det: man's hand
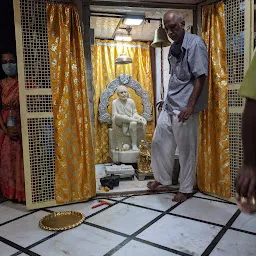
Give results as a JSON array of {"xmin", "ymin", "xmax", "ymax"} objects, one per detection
[
  {"xmin": 236, "ymin": 165, "xmax": 256, "ymax": 198},
  {"xmin": 178, "ymin": 106, "xmax": 193, "ymax": 123},
  {"xmin": 236, "ymin": 165, "xmax": 256, "ymax": 214}
]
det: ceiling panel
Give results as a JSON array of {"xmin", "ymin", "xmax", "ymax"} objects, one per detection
[
  {"xmin": 91, "ymin": 17, "xmax": 121, "ymax": 39},
  {"xmin": 91, "ymin": 6, "xmax": 192, "ymax": 18},
  {"xmin": 90, "ymin": 6, "xmax": 193, "ymax": 41}
]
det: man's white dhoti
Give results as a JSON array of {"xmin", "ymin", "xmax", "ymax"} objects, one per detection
[{"xmin": 151, "ymin": 110, "xmax": 199, "ymax": 193}]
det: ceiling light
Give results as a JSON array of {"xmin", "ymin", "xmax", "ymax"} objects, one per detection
[
  {"xmin": 115, "ymin": 53, "xmax": 133, "ymax": 65},
  {"xmin": 123, "ymin": 17, "xmax": 144, "ymax": 26},
  {"xmin": 114, "ymin": 34, "xmax": 132, "ymax": 42}
]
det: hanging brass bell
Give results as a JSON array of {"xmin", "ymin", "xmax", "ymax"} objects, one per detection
[{"xmin": 151, "ymin": 24, "xmax": 171, "ymax": 48}]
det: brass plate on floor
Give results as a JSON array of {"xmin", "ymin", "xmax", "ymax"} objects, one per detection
[{"xmin": 39, "ymin": 211, "xmax": 85, "ymax": 231}]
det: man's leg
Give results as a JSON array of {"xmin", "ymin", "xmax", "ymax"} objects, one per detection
[
  {"xmin": 148, "ymin": 110, "xmax": 177, "ymax": 190},
  {"xmin": 172, "ymin": 113, "xmax": 199, "ymax": 202}
]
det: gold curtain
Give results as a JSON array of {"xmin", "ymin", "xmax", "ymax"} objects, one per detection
[
  {"xmin": 92, "ymin": 40, "xmax": 155, "ymax": 164},
  {"xmin": 47, "ymin": 3, "xmax": 96, "ymax": 204},
  {"xmin": 197, "ymin": 1, "xmax": 231, "ymax": 198}
]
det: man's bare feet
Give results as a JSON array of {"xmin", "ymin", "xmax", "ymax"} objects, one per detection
[
  {"xmin": 172, "ymin": 192, "xmax": 192, "ymax": 203},
  {"xmin": 147, "ymin": 181, "xmax": 161, "ymax": 190}
]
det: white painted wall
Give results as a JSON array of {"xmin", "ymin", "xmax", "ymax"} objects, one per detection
[{"xmin": 155, "ymin": 46, "xmax": 171, "ymax": 106}]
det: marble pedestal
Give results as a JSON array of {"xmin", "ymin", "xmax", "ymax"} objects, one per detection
[
  {"xmin": 109, "ymin": 128, "xmax": 140, "ymax": 163},
  {"xmin": 105, "ymin": 164, "xmax": 135, "ymax": 178},
  {"xmin": 110, "ymin": 149, "xmax": 139, "ymax": 164}
]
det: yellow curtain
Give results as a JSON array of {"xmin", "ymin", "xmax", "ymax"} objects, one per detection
[
  {"xmin": 92, "ymin": 40, "xmax": 155, "ymax": 164},
  {"xmin": 47, "ymin": 3, "xmax": 96, "ymax": 204},
  {"xmin": 197, "ymin": 1, "xmax": 230, "ymax": 198}
]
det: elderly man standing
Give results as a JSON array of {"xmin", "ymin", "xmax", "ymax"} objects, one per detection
[{"xmin": 148, "ymin": 11, "xmax": 208, "ymax": 202}]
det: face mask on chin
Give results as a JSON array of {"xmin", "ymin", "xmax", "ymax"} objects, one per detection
[
  {"xmin": 170, "ymin": 42, "xmax": 182, "ymax": 58},
  {"xmin": 2, "ymin": 63, "xmax": 18, "ymax": 77}
]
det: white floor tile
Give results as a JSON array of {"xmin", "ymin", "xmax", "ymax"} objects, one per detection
[
  {"xmin": 172, "ymin": 197, "xmax": 238, "ymax": 225},
  {"xmin": 194, "ymin": 192, "xmax": 226, "ymax": 202},
  {"xmin": 113, "ymin": 240, "xmax": 176, "ymax": 256},
  {"xmin": 0, "ymin": 211, "xmax": 54, "ymax": 247},
  {"xmin": 27, "ymin": 224, "xmax": 125, "ymax": 256},
  {"xmin": 87, "ymin": 204, "xmax": 160, "ymax": 235},
  {"xmin": 137, "ymin": 215, "xmax": 221, "ymax": 256},
  {"xmin": 124, "ymin": 193, "xmax": 177, "ymax": 211},
  {"xmin": 0, "ymin": 201, "xmax": 28, "ymax": 224},
  {"xmin": 0, "ymin": 241, "xmax": 18, "ymax": 255},
  {"xmin": 48, "ymin": 199, "xmax": 110, "ymax": 218},
  {"xmin": 232, "ymin": 213, "xmax": 256, "ymax": 234},
  {"xmin": 210, "ymin": 230, "xmax": 256, "ymax": 256}
]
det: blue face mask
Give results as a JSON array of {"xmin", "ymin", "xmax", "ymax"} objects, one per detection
[{"xmin": 2, "ymin": 63, "xmax": 17, "ymax": 77}]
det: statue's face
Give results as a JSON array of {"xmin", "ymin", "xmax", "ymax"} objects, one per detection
[{"xmin": 118, "ymin": 88, "xmax": 128, "ymax": 100}]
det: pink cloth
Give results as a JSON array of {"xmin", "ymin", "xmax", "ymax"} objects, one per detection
[{"xmin": 0, "ymin": 78, "xmax": 25, "ymax": 202}]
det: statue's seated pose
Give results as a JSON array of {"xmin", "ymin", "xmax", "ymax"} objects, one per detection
[
  {"xmin": 98, "ymin": 74, "xmax": 153, "ymax": 163},
  {"xmin": 112, "ymin": 86, "xmax": 147, "ymax": 151}
]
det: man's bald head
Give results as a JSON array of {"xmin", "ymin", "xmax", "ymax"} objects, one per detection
[
  {"xmin": 163, "ymin": 10, "xmax": 185, "ymax": 43},
  {"xmin": 164, "ymin": 11, "xmax": 185, "ymax": 24}
]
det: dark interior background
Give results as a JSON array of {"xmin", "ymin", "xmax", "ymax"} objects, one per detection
[{"xmin": 0, "ymin": 0, "xmax": 15, "ymax": 79}]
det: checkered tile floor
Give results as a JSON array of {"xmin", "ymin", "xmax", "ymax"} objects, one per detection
[{"xmin": 0, "ymin": 192, "xmax": 256, "ymax": 256}]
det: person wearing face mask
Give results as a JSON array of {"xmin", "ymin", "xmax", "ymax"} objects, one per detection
[
  {"xmin": 147, "ymin": 11, "xmax": 208, "ymax": 203},
  {"xmin": 0, "ymin": 50, "xmax": 25, "ymax": 202}
]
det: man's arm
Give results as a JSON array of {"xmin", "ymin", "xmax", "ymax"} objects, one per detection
[
  {"xmin": 178, "ymin": 38, "xmax": 208, "ymax": 122},
  {"xmin": 235, "ymin": 53, "xmax": 256, "ymax": 201},
  {"xmin": 178, "ymin": 75, "xmax": 207, "ymax": 122},
  {"xmin": 242, "ymin": 99, "xmax": 256, "ymax": 167},
  {"xmin": 236, "ymin": 98, "xmax": 256, "ymax": 198}
]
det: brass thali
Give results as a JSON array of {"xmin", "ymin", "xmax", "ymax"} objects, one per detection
[{"xmin": 39, "ymin": 211, "xmax": 85, "ymax": 231}]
